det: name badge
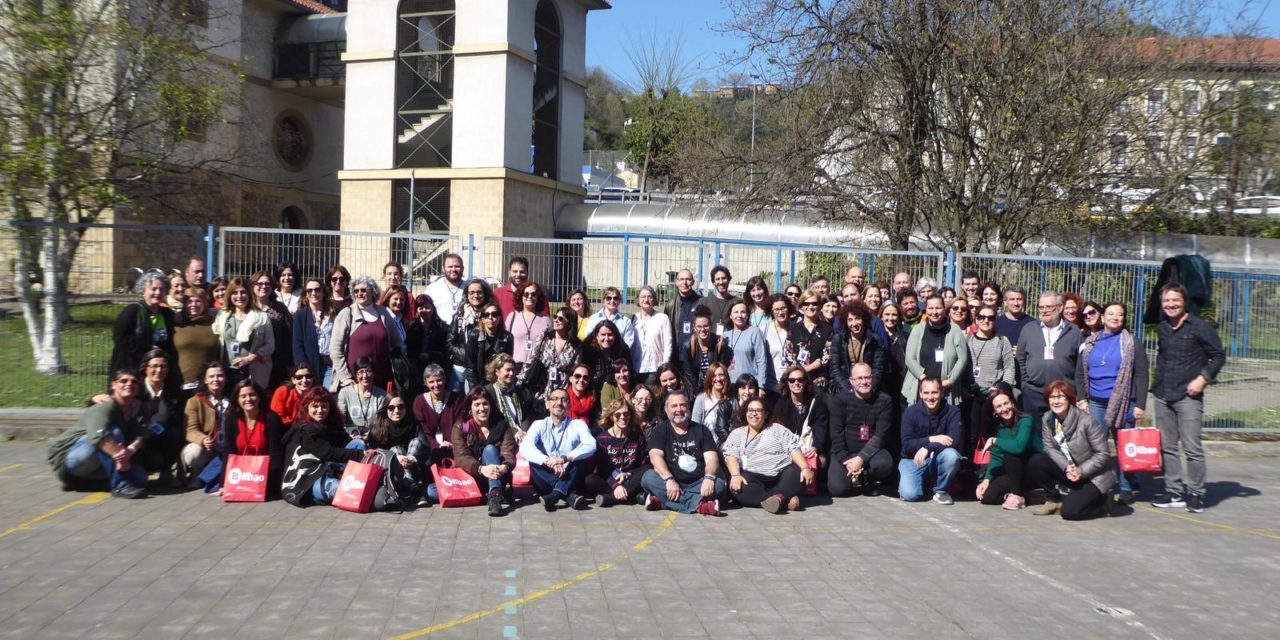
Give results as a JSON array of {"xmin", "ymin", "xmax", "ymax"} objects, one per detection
[
  {"xmin": 682, "ymin": 321, "xmax": 691, "ymax": 334},
  {"xmin": 1044, "ymin": 345, "xmax": 1055, "ymax": 360},
  {"xmin": 525, "ymin": 340, "xmax": 533, "ymax": 353},
  {"xmin": 728, "ymin": 358, "xmax": 737, "ymax": 371},
  {"xmin": 972, "ymin": 366, "xmax": 982, "ymax": 380},
  {"xmin": 435, "ymin": 433, "xmax": 446, "ymax": 445},
  {"xmin": 859, "ymin": 425, "xmax": 871, "ymax": 441},
  {"xmin": 934, "ymin": 348, "xmax": 945, "ymax": 363}
]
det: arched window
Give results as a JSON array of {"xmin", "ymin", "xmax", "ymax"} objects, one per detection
[
  {"xmin": 396, "ymin": 0, "xmax": 455, "ymax": 168},
  {"xmin": 532, "ymin": 0, "xmax": 561, "ymax": 180}
]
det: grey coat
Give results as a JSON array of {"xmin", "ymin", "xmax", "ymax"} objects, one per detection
[
  {"xmin": 1040, "ymin": 406, "xmax": 1116, "ymax": 494},
  {"xmin": 1016, "ymin": 321, "xmax": 1083, "ymax": 391}
]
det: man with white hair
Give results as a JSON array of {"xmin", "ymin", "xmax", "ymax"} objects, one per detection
[{"xmin": 1015, "ymin": 290, "xmax": 1082, "ymax": 423}]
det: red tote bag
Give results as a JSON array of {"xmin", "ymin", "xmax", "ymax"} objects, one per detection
[
  {"xmin": 804, "ymin": 451, "xmax": 819, "ymax": 497},
  {"xmin": 512, "ymin": 452, "xmax": 532, "ymax": 487},
  {"xmin": 223, "ymin": 452, "xmax": 270, "ymax": 503},
  {"xmin": 1117, "ymin": 428, "xmax": 1163, "ymax": 474},
  {"xmin": 332, "ymin": 459, "xmax": 384, "ymax": 513},
  {"xmin": 431, "ymin": 458, "xmax": 484, "ymax": 508}
]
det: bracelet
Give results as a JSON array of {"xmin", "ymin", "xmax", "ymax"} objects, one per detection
[
  {"xmin": 663, "ymin": 476, "xmax": 675, "ymax": 483},
  {"xmin": 703, "ymin": 474, "xmax": 716, "ymax": 481}
]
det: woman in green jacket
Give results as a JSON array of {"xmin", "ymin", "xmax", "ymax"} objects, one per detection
[
  {"xmin": 902, "ymin": 295, "xmax": 968, "ymax": 405},
  {"xmin": 975, "ymin": 388, "xmax": 1042, "ymax": 510}
]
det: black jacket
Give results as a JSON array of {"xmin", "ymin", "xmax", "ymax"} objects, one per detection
[
  {"xmin": 291, "ymin": 306, "xmax": 328, "ymax": 376},
  {"xmin": 464, "ymin": 328, "xmax": 513, "ymax": 388},
  {"xmin": 828, "ymin": 391, "xmax": 895, "ymax": 464},
  {"xmin": 829, "ymin": 328, "xmax": 888, "ymax": 395},
  {"xmin": 111, "ymin": 303, "xmax": 179, "ymax": 382},
  {"xmin": 679, "ymin": 335, "xmax": 731, "ymax": 391},
  {"xmin": 772, "ymin": 394, "xmax": 829, "ymax": 455},
  {"xmin": 281, "ymin": 421, "xmax": 364, "ymax": 507},
  {"xmin": 406, "ymin": 315, "xmax": 451, "ymax": 372}
]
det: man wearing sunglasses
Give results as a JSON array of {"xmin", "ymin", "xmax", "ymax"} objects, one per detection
[{"xmin": 584, "ymin": 286, "xmax": 636, "ymax": 349}]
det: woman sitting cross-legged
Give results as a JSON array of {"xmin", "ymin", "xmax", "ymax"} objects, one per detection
[
  {"xmin": 721, "ymin": 397, "xmax": 815, "ymax": 514},
  {"xmin": 584, "ymin": 398, "xmax": 649, "ymax": 507},
  {"xmin": 974, "ymin": 387, "xmax": 1041, "ymax": 511}
]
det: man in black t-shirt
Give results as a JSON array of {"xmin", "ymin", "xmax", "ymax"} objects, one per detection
[{"xmin": 640, "ymin": 390, "xmax": 726, "ymax": 516}]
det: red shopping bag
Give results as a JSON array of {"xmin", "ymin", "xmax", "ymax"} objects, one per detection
[
  {"xmin": 1117, "ymin": 428, "xmax": 1162, "ymax": 473},
  {"xmin": 222, "ymin": 453, "xmax": 270, "ymax": 503},
  {"xmin": 804, "ymin": 451, "xmax": 819, "ymax": 497},
  {"xmin": 972, "ymin": 442, "xmax": 992, "ymax": 466},
  {"xmin": 431, "ymin": 458, "xmax": 483, "ymax": 508},
  {"xmin": 513, "ymin": 452, "xmax": 532, "ymax": 487},
  {"xmin": 332, "ymin": 459, "xmax": 383, "ymax": 513}
]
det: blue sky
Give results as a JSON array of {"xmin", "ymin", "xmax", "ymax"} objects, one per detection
[{"xmin": 586, "ymin": 0, "xmax": 1280, "ymax": 90}]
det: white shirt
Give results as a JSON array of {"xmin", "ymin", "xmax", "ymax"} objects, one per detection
[
  {"xmin": 631, "ymin": 311, "xmax": 672, "ymax": 373},
  {"xmin": 425, "ymin": 276, "xmax": 465, "ymax": 325}
]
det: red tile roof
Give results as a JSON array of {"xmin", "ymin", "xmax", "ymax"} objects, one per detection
[{"xmin": 1136, "ymin": 37, "xmax": 1280, "ymax": 71}]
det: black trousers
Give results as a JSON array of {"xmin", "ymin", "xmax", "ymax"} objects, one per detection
[
  {"xmin": 980, "ymin": 452, "xmax": 1032, "ymax": 504},
  {"xmin": 583, "ymin": 465, "xmax": 649, "ymax": 501},
  {"xmin": 827, "ymin": 448, "xmax": 894, "ymax": 497},
  {"xmin": 734, "ymin": 466, "xmax": 805, "ymax": 508},
  {"xmin": 1027, "ymin": 452, "xmax": 1108, "ymax": 520}
]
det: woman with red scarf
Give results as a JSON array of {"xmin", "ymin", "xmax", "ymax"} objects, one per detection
[
  {"xmin": 566, "ymin": 363, "xmax": 599, "ymax": 428},
  {"xmin": 224, "ymin": 379, "xmax": 285, "ymax": 499}
]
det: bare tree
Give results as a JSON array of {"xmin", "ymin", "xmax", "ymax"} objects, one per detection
[
  {"xmin": 0, "ymin": 0, "xmax": 236, "ymax": 373},
  {"xmin": 719, "ymin": 0, "xmax": 1238, "ymax": 252}
]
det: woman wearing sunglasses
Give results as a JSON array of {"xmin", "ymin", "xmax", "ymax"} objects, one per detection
[
  {"xmin": 449, "ymin": 278, "xmax": 495, "ymax": 392},
  {"xmin": 330, "ymin": 276, "xmax": 404, "ymax": 391},
  {"xmin": 785, "ymin": 292, "xmax": 833, "ymax": 390},
  {"xmin": 463, "ymin": 302, "xmax": 514, "ymax": 391},
  {"xmin": 270, "ymin": 363, "xmax": 318, "ymax": 427},
  {"xmin": 292, "ymin": 277, "xmax": 337, "ymax": 389},
  {"xmin": 965, "ymin": 305, "xmax": 1016, "ymax": 455}
]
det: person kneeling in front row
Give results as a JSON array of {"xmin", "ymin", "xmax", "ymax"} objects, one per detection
[
  {"xmin": 519, "ymin": 388, "xmax": 597, "ymax": 511},
  {"xmin": 898, "ymin": 377, "xmax": 962, "ymax": 505},
  {"xmin": 60, "ymin": 369, "xmax": 154, "ymax": 498},
  {"xmin": 1028, "ymin": 381, "xmax": 1115, "ymax": 520},
  {"xmin": 641, "ymin": 390, "xmax": 726, "ymax": 516},
  {"xmin": 722, "ymin": 397, "xmax": 814, "ymax": 513},
  {"xmin": 828, "ymin": 363, "xmax": 896, "ymax": 497}
]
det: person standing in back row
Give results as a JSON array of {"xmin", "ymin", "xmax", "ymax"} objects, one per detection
[
  {"xmin": 1016, "ymin": 291, "xmax": 1082, "ymax": 425},
  {"xmin": 996, "ymin": 286, "xmax": 1034, "ymax": 352},
  {"xmin": 665, "ymin": 269, "xmax": 703, "ymax": 363},
  {"xmin": 1150, "ymin": 285, "xmax": 1224, "ymax": 514}
]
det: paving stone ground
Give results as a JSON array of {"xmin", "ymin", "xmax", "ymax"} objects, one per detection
[{"xmin": 1, "ymin": 442, "xmax": 1278, "ymax": 640}]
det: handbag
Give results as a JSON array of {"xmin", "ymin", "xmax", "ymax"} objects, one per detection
[
  {"xmin": 222, "ymin": 450, "xmax": 270, "ymax": 503},
  {"xmin": 1117, "ymin": 427, "xmax": 1162, "ymax": 474},
  {"xmin": 332, "ymin": 458, "xmax": 384, "ymax": 513},
  {"xmin": 513, "ymin": 452, "xmax": 532, "ymax": 487},
  {"xmin": 803, "ymin": 451, "xmax": 819, "ymax": 497},
  {"xmin": 431, "ymin": 458, "xmax": 484, "ymax": 508}
]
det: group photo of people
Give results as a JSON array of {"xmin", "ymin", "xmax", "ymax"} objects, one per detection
[{"xmin": 50, "ymin": 252, "xmax": 1226, "ymax": 519}]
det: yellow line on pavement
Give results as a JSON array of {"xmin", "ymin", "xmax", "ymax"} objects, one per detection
[
  {"xmin": 0, "ymin": 492, "xmax": 110, "ymax": 541},
  {"xmin": 0, "ymin": 463, "xmax": 24, "ymax": 474},
  {"xmin": 389, "ymin": 512, "xmax": 678, "ymax": 640},
  {"xmin": 1139, "ymin": 505, "xmax": 1280, "ymax": 541}
]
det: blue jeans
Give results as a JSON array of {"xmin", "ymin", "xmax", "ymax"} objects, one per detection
[
  {"xmin": 1089, "ymin": 399, "xmax": 1137, "ymax": 493},
  {"xmin": 66, "ymin": 430, "xmax": 147, "ymax": 491},
  {"xmin": 640, "ymin": 469, "xmax": 727, "ymax": 514},
  {"xmin": 311, "ymin": 439, "xmax": 367, "ymax": 504},
  {"xmin": 530, "ymin": 458, "xmax": 586, "ymax": 498},
  {"xmin": 898, "ymin": 448, "xmax": 961, "ymax": 501}
]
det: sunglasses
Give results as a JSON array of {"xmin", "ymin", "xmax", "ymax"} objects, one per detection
[
  {"xmin": 353, "ymin": 288, "xmax": 370, "ymax": 295},
  {"xmin": 254, "ymin": 281, "xmax": 273, "ymax": 288},
  {"xmin": 977, "ymin": 314, "xmax": 996, "ymax": 321},
  {"xmin": 1083, "ymin": 309, "xmax": 1099, "ymax": 317},
  {"xmin": 304, "ymin": 287, "xmax": 323, "ymax": 294},
  {"xmin": 786, "ymin": 291, "xmax": 800, "ymax": 297},
  {"xmin": 786, "ymin": 377, "xmax": 806, "ymax": 384},
  {"xmin": 801, "ymin": 302, "xmax": 819, "ymax": 308},
  {"xmin": 330, "ymin": 276, "xmax": 347, "ymax": 282},
  {"xmin": 570, "ymin": 373, "xmax": 589, "ymax": 381},
  {"xmin": 522, "ymin": 292, "xmax": 538, "ymax": 298},
  {"xmin": 604, "ymin": 295, "xmax": 620, "ymax": 301},
  {"xmin": 293, "ymin": 373, "xmax": 314, "ymax": 380},
  {"xmin": 481, "ymin": 311, "xmax": 501, "ymax": 319},
  {"xmin": 388, "ymin": 404, "xmax": 407, "ymax": 412},
  {"xmin": 467, "ymin": 290, "xmax": 484, "ymax": 296}
]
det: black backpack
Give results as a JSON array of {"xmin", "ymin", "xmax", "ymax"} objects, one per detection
[{"xmin": 362, "ymin": 449, "xmax": 418, "ymax": 512}]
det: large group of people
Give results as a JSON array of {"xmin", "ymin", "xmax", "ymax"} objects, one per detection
[{"xmin": 54, "ymin": 254, "xmax": 1226, "ymax": 520}]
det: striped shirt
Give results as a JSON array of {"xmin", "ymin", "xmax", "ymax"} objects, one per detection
[
  {"xmin": 966, "ymin": 333, "xmax": 1015, "ymax": 393},
  {"xmin": 721, "ymin": 423, "xmax": 801, "ymax": 477}
]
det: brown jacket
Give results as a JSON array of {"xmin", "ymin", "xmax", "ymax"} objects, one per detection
[
  {"xmin": 184, "ymin": 393, "xmax": 228, "ymax": 446},
  {"xmin": 449, "ymin": 419, "xmax": 516, "ymax": 477}
]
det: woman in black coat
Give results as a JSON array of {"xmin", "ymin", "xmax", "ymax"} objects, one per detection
[
  {"xmin": 223, "ymin": 379, "xmax": 286, "ymax": 500},
  {"xmin": 111, "ymin": 271, "xmax": 179, "ymax": 385},
  {"xmin": 406, "ymin": 293, "xmax": 451, "ymax": 379},
  {"xmin": 463, "ymin": 302, "xmax": 514, "ymax": 390},
  {"xmin": 829, "ymin": 302, "xmax": 887, "ymax": 394},
  {"xmin": 281, "ymin": 387, "xmax": 367, "ymax": 507},
  {"xmin": 772, "ymin": 366, "xmax": 830, "ymax": 470}
]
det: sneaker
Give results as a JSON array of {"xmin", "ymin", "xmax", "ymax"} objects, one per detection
[
  {"xmin": 112, "ymin": 484, "xmax": 148, "ymax": 499},
  {"xmin": 1001, "ymin": 494, "xmax": 1025, "ymax": 511},
  {"xmin": 864, "ymin": 483, "xmax": 882, "ymax": 497},
  {"xmin": 1032, "ymin": 500, "xmax": 1061, "ymax": 516},
  {"xmin": 646, "ymin": 495, "xmax": 662, "ymax": 511},
  {"xmin": 933, "ymin": 491, "xmax": 954, "ymax": 506},
  {"xmin": 1152, "ymin": 493, "xmax": 1186, "ymax": 509},
  {"xmin": 761, "ymin": 494, "xmax": 785, "ymax": 514},
  {"xmin": 568, "ymin": 493, "xmax": 589, "ymax": 510},
  {"xmin": 1117, "ymin": 490, "xmax": 1135, "ymax": 506},
  {"xmin": 416, "ymin": 497, "xmax": 432, "ymax": 508},
  {"xmin": 1185, "ymin": 493, "xmax": 1205, "ymax": 513},
  {"xmin": 599, "ymin": 493, "xmax": 617, "ymax": 508},
  {"xmin": 487, "ymin": 491, "xmax": 504, "ymax": 517},
  {"xmin": 541, "ymin": 492, "xmax": 559, "ymax": 512},
  {"xmin": 695, "ymin": 499, "xmax": 722, "ymax": 517}
]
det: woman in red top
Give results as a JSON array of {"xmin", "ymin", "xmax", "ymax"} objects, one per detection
[
  {"xmin": 224, "ymin": 379, "xmax": 286, "ymax": 499},
  {"xmin": 566, "ymin": 362, "xmax": 599, "ymax": 427},
  {"xmin": 270, "ymin": 363, "xmax": 316, "ymax": 427}
]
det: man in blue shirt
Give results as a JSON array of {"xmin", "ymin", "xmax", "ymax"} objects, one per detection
[{"xmin": 519, "ymin": 388, "xmax": 597, "ymax": 511}]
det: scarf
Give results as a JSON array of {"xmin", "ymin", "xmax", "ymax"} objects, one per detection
[
  {"xmin": 1080, "ymin": 328, "xmax": 1135, "ymax": 433},
  {"xmin": 568, "ymin": 387, "xmax": 596, "ymax": 422}
]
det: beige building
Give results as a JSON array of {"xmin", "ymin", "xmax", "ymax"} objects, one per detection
[{"xmin": 338, "ymin": 0, "xmax": 606, "ymax": 278}]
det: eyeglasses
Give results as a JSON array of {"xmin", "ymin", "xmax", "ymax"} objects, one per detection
[
  {"xmin": 772, "ymin": 307, "xmax": 789, "ymax": 313},
  {"xmin": 547, "ymin": 395, "xmax": 568, "ymax": 403},
  {"xmin": 522, "ymin": 292, "xmax": 538, "ymax": 298},
  {"xmin": 481, "ymin": 311, "xmax": 501, "ymax": 319},
  {"xmin": 746, "ymin": 408, "xmax": 764, "ymax": 414},
  {"xmin": 355, "ymin": 369, "xmax": 374, "ymax": 377},
  {"xmin": 467, "ymin": 290, "xmax": 484, "ymax": 297},
  {"xmin": 254, "ymin": 282, "xmax": 273, "ymax": 288},
  {"xmin": 1048, "ymin": 394, "xmax": 1068, "ymax": 400},
  {"xmin": 146, "ymin": 363, "xmax": 168, "ymax": 370},
  {"xmin": 786, "ymin": 377, "xmax": 806, "ymax": 384},
  {"xmin": 1038, "ymin": 304, "xmax": 1059, "ymax": 311},
  {"xmin": 801, "ymin": 302, "xmax": 818, "ymax": 308},
  {"xmin": 352, "ymin": 288, "xmax": 370, "ymax": 295}
]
